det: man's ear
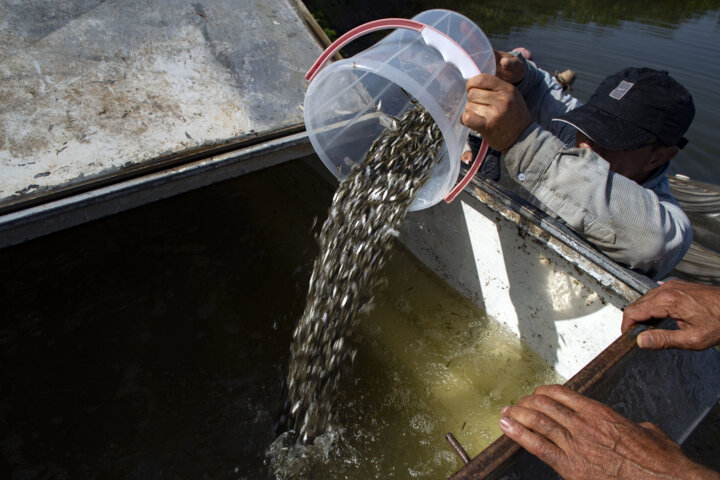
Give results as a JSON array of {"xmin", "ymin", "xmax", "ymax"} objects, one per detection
[{"xmin": 648, "ymin": 145, "xmax": 679, "ymax": 169}]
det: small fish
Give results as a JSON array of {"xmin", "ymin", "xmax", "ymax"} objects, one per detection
[{"xmin": 287, "ymin": 101, "xmax": 443, "ymax": 443}]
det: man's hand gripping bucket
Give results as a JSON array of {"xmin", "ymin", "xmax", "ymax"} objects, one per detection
[{"xmin": 303, "ymin": 9, "xmax": 495, "ymax": 210}]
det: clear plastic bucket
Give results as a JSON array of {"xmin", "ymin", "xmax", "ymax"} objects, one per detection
[{"xmin": 303, "ymin": 9, "xmax": 494, "ymax": 210}]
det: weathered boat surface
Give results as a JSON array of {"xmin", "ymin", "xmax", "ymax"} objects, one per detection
[{"xmin": 0, "ymin": 0, "xmax": 323, "ymax": 215}]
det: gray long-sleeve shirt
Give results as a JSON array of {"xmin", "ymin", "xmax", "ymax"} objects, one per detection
[{"xmin": 502, "ymin": 57, "xmax": 692, "ymax": 280}]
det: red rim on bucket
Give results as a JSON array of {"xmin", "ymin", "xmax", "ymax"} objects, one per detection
[{"xmin": 305, "ymin": 17, "xmax": 490, "ymax": 206}]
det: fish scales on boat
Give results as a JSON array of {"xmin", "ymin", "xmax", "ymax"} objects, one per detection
[{"xmin": 287, "ymin": 102, "xmax": 444, "ymax": 443}]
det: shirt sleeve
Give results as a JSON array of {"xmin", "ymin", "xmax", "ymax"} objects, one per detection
[
  {"xmin": 503, "ymin": 124, "xmax": 693, "ymax": 280},
  {"xmin": 512, "ymin": 56, "xmax": 580, "ymax": 144}
]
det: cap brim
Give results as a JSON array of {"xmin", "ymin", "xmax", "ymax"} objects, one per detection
[{"xmin": 554, "ymin": 105, "xmax": 655, "ymax": 150}]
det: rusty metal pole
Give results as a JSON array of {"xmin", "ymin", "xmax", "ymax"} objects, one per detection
[{"xmin": 445, "ymin": 432, "xmax": 471, "ymax": 465}]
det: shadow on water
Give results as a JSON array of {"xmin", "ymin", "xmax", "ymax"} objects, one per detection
[
  {"xmin": 401, "ymin": 196, "xmax": 488, "ymax": 312},
  {"xmin": 0, "ymin": 159, "xmax": 334, "ymax": 479},
  {"xmin": 403, "ymin": 187, "xmax": 618, "ymax": 378}
]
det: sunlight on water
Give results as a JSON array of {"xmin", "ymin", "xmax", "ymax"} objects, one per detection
[{"xmin": 268, "ymin": 245, "xmax": 563, "ymax": 479}]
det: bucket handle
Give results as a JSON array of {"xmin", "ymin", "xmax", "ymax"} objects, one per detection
[{"xmin": 305, "ymin": 18, "xmax": 490, "ymax": 205}]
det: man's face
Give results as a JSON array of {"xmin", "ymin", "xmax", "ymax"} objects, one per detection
[{"xmin": 574, "ymin": 132, "xmax": 667, "ymax": 184}]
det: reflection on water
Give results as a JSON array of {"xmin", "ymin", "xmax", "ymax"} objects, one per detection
[
  {"xmin": 0, "ymin": 159, "xmax": 560, "ymax": 479},
  {"xmin": 304, "ymin": 0, "xmax": 720, "ymax": 185}
]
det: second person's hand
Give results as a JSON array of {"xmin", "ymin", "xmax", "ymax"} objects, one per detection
[{"xmin": 621, "ymin": 279, "xmax": 720, "ymax": 351}]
